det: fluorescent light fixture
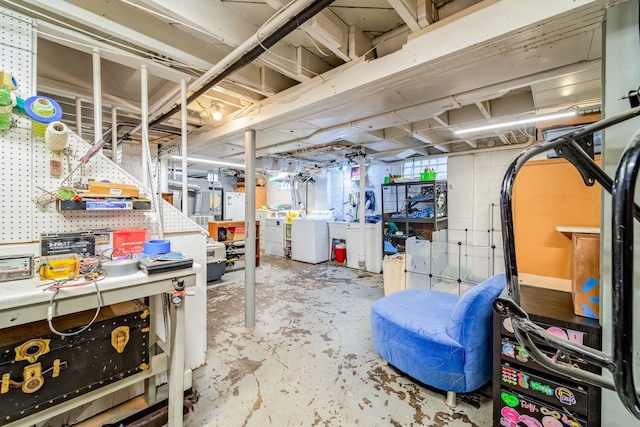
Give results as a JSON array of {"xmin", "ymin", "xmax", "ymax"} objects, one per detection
[
  {"xmin": 455, "ymin": 110, "xmax": 577, "ymax": 135},
  {"xmin": 170, "ymin": 155, "xmax": 244, "ymax": 169}
]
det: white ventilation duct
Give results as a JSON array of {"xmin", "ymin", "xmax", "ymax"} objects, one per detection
[
  {"xmin": 263, "ymin": 156, "xmax": 274, "ymax": 169},
  {"xmin": 167, "ymin": 180, "xmax": 203, "ymax": 215}
]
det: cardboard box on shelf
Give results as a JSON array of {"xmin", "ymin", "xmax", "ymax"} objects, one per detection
[
  {"xmin": 571, "ymin": 233, "xmax": 600, "ymax": 319},
  {"xmin": 88, "ymin": 181, "xmax": 140, "ymax": 197}
]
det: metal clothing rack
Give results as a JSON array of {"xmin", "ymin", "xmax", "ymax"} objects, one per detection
[{"xmin": 493, "ymin": 105, "xmax": 640, "ymax": 419}]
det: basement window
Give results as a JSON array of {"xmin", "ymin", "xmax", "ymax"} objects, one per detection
[{"xmin": 403, "ymin": 157, "xmax": 448, "ymax": 181}]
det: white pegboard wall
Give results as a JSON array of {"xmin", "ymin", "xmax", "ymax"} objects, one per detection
[
  {"xmin": 31, "ymin": 132, "xmax": 203, "ymax": 239},
  {"xmin": 0, "ymin": 5, "xmax": 201, "ymax": 247},
  {"xmin": 161, "ymin": 200, "xmax": 208, "ymax": 235},
  {"xmin": 0, "ymin": 7, "xmax": 34, "ymax": 51},
  {"xmin": 0, "ymin": 126, "xmax": 34, "ymax": 242},
  {"xmin": 0, "ymin": 6, "xmax": 34, "ymax": 243}
]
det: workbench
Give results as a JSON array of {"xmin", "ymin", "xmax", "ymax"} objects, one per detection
[{"xmin": 0, "ymin": 264, "xmax": 200, "ymax": 427}]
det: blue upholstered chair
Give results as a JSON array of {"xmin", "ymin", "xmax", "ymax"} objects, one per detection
[{"xmin": 370, "ymin": 273, "xmax": 506, "ymax": 406}]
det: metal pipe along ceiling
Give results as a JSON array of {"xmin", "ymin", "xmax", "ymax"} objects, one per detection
[{"xmin": 148, "ymin": 0, "xmax": 336, "ymax": 129}]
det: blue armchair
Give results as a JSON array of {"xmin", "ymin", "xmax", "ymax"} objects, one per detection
[{"xmin": 370, "ymin": 273, "xmax": 506, "ymax": 406}]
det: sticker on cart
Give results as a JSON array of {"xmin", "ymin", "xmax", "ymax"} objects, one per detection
[
  {"xmin": 516, "ymin": 345, "xmax": 530, "ymax": 363},
  {"xmin": 520, "ymin": 415, "xmax": 543, "ymax": 427},
  {"xmin": 501, "ymin": 393, "xmax": 585, "ymax": 427},
  {"xmin": 501, "ymin": 391, "xmax": 520, "ymax": 408},
  {"xmin": 503, "ymin": 317, "xmax": 514, "ymax": 333},
  {"xmin": 501, "ymin": 406, "xmax": 520, "ymax": 422},
  {"xmin": 566, "ymin": 329, "xmax": 586, "ymax": 345},
  {"xmin": 555, "ymin": 387, "xmax": 577, "ymax": 406},
  {"xmin": 546, "ymin": 326, "xmax": 568, "ymax": 340},
  {"xmin": 542, "ymin": 416, "xmax": 564, "ymax": 427},
  {"xmin": 501, "ymin": 366, "xmax": 517, "ymax": 385},
  {"xmin": 502, "ymin": 342, "xmax": 516, "ymax": 359}
]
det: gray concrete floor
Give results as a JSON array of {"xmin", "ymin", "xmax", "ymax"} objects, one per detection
[{"xmin": 184, "ymin": 254, "xmax": 493, "ymax": 427}]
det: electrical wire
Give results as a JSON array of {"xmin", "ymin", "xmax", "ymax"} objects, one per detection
[
  {"xmin": 302, "ymin": 30, "xmax": 332, "ymax": 57},
  {"xmin": 254, "ymin": 33, "xmax": 326, "ymax": 82},
  {"xmin": 36, "ymin": 254, "xmax": 106, "ymax": 337},
  {"xmin": 117, "ymin": 0, "xmax": 225, "ymax": 44},
  {"xmin": 46, "ymin": 278, "xmax": 104, "ymax": 337}
]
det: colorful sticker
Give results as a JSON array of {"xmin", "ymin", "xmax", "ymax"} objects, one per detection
[
  {"xmin": 504, "ymin": 317, "xmax": 514, "ymax": 333},
  {"xmin": 501, "ymin": 391, "xmax": 520, "ymax": 408},
  {"xmin": 546, "ymin": 327, "xmax": 568, "ymax": 340},
  {"xmin": 516, "ymin": 345, "xmax": 530, "ymax": 362},
  {"xmin": 555, "ymin": 387, "xmax": 577, "ymax": 406},
  {"xmin": 542, "ymin": 415, "xmax": 564, "ymax": 427},
  {"xmin": 501, "ymin": 401, "xmax": 584, "ymax": 427},
  {"xmin": 566, "ymin": 330, "xmax": 586, "ymax": 345},
  {"xmin": 501, "ymin": 406, "xmax": 520, "ymax": 422},
  {"xmin": 502, "ymin": 342, "xmax": 516, "ymax": 358},
  {"xmin": 520, "ymin": 415, "xmax": 543, "ymax": 427}
]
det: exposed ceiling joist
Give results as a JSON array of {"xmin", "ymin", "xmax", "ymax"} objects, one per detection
[
  {"xmin": 3, "ymin": 0, "xmax": 610, "ymax": 174},
  {"xmin": 137, "ymin": 0, "xmax": 332, "ymax": 82},
  {"xmin": 388, "ymin": 0, "xmax": 422, "ymax": 32}
]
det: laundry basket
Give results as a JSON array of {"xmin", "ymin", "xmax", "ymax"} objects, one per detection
[{"xmin": 382, "ymin": 255, "xmax": 406, "ymax": 296}]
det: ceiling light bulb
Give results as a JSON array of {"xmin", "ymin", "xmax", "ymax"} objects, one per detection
[{"xmin": 212, "ymin": 104, "xmax": 223, "ymax": 121}]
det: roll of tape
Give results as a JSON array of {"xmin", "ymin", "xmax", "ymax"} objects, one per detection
[
  {"xmin": 143, "ymin": 239, "xmax": 171, "ymax": 254},
  {"xmin": 102, "ymin": 259, "xmax": 139, "ymax": 277},
  {"xmin": 24, "ymin": 96, "xmax": 63, "ymax": 137},
  {"xmin": 45, "ymin": 121, "xmax": 69, "ymax": 151}
]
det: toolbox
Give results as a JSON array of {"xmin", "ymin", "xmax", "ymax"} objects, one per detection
[
  {"xmin": 206, "ymin": 240, "xmax": 226, "ymax": 282},
  {"xmin": 0, "ymin": 300, "xmax": 150, "ymax": 425}
]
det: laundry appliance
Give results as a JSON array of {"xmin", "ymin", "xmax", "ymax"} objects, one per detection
[
  {"xmin": 291, "ymin": 210, "xmax": 334, "ymax": 264},
  {"xmin": 264, "ymin": 217, "xmax": 286, "ymax": 257}
]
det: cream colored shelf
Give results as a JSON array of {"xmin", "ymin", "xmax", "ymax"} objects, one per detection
[
  {"xmin": 555, "ymin": 225, "xmax": 600, "ymax": 235},
  {"xmin": 518, "ymin": 272, "xmax": 572, "ymax": 293}
]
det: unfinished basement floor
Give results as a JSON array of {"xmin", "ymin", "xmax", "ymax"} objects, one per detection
[{"xmin": 184, "ymin": 254, "xmax": 493, "ymax": 427}]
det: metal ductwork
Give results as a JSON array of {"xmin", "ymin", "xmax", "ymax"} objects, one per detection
[{"xmin": 167, "ymin": 181, "xmax": 202, "ymax": 215}]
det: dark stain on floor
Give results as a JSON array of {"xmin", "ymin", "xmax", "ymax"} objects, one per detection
[{"xmin": 193, "ymin": 255, "xmax": 492, "ymax": 426}]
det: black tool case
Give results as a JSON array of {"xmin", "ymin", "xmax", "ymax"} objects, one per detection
[{"xmin": 0, "ymin": 300, "xmax": 150, "ymax": 425}]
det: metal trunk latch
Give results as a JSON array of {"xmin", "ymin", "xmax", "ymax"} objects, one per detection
[{"xmin": 111, "ymin": 326, "xmax": 130, "ymax": 353}]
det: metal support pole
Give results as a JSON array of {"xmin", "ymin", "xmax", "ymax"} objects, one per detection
[
  {"xmin": 141, "ymin": 65, "xmax": 149, "ymax": 188},
  {"xmin": 357, "ymin": 156, "xmax": 366, "ymax": 271},
  {"xmin": 245, "ymin": 129, "xmax": 256, "ymax": 328},
  {"xmin": 92, "ymin": 49, "xmax": 102, "ymax": 143},
  {"xmin": 168, "ymin": 296, "xmax": 185, "ymax": 426},
  {"xmin": 140, "ymin": 65, "xmax": 161, "ymax": 233},
  {"xmin": 75, "ymin": 97, "xmax": 82, "ymax": 139},
  {"xmin": 111, "ymin": 106, "xmax": 118, "ymax": 164},
  {"xmin": 180, "ymin": 79, "xmax": 188, "ymax": 216}
]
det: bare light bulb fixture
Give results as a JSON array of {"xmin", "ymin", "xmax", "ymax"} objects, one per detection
[{"xmin": 212, "ymin": 104, "xmax": 223, "ymax": 121}]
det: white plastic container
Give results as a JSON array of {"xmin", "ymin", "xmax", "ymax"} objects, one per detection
[{"xmin": 382, "ymin": 256, "xmax": 406, "ymax": 296}]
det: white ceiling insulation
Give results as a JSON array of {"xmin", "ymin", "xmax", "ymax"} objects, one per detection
[{"xmin": 2, "ymin": 0, "xmax": 616, "ymax": 174}]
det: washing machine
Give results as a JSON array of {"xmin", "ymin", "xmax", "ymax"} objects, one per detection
[
  {"xmin": 291, "ymin": 211, "xmax": 334, "ymax": 264},
  {"xmin": 264, "ymin": 217, "xmax": 285, "ymax": 257}
]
